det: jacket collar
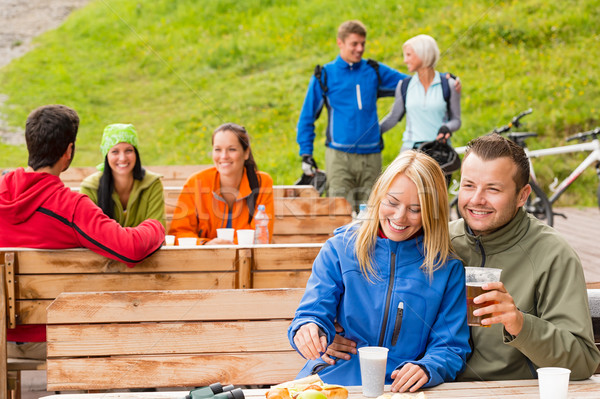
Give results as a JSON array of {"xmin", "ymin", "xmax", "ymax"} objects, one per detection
[
  {"xmin": 334, "ymin": 55, "xmax": 365, "ymax": 70},
  {"xmin": 462, "ymin": 207, "xmax": 530, "ymax": 255},
  {"xmin": 212, "ymin": 167, "xmax": 252, "ymax": 202}
]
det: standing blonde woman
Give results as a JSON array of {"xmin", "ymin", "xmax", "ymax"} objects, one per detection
[
  {"xmin": 288, "ymin": 151, "xmax": 469, "ymax": 393},
  {"xmin": 380, "ymin": 34, "xmax": 461, "ymax": 151}
]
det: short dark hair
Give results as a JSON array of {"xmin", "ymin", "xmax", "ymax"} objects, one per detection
[
  {"xmin": 337, "ymin": 20, "xmax": 367, "ymax": 42},
  {"xmin": 25, "ymin": 105, "xmax": 79, "ymax": 170},
  {"xmin": 464, "ymin": 133, "xmax": 530, "ymax": 190}
]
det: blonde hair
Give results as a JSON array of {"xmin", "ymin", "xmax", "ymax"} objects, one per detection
[
  {"xmin": 353, "ymin": 151, "xmax": 454, "ymax": 281},
  {"xmin": 403, "ymin": 34, "xmax": 440, "ymax": 69}
]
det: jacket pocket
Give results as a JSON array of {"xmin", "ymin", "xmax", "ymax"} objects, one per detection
[
  {"xmin": 390, "ymin": 293, "xmax": 428, "ymax": 358},
  {"xmin": 391, "ymin": 302, "xmax": 404, "ymax": 346}
]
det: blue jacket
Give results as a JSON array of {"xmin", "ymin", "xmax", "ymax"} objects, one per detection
[
  {"xmin": 288, "ymin": 226, "xmax": 470, "ymax": 388},
  {"xmin": 296, "ymin": 56, "xmax": 407, "ymax": 155}
]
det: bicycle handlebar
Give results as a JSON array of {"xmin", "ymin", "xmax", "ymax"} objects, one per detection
[
  {"xmin": 492, "ymin": 108, "xmax": 533, "ymax": 134},
  {"xmin": 566, "ymin": 127, "xmax": 600, "ymax": 143}
]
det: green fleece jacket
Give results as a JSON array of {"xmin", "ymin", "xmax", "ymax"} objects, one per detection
[
  {"xmin": 450, "ymin": 208, "xmax": 600, "ymax": 381},
  {"xmin": 80, "ymin": 170, "xmax": 166, "ymax": 229}
]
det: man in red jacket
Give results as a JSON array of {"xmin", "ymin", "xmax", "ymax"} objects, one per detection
[{"xmin": 0, "ymin": 104, "xmax": 165, "ymax": 359}]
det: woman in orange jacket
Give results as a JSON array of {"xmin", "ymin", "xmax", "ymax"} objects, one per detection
[{"xmin": 169, "ymin": 123, "xmax": 274, "ymax": 245}]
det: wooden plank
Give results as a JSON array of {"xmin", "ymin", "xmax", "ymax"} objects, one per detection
[
  {"xmin": 47, "ymin": 289, "xmax": 305, "ymax": 324},
  {"xmin": 275, "ymin": 197, "xmax": 352, "ymax": 217},
  {"xmin": 252, "ymin": 245, "xmax": 320, "ymax": 271},
  {"xmin": 165, "ymin": 185, "xmax": 319, "ymax": 205},
  {"xmin": 588, "ymin": 282, "xmax": 600, "ymax": 289},
  {"xmin": 15, "ymin": 247, "xmax": 237, "ymax": 274},
  {"xmin": 272, "ymin": 234, "xmax": 332, "ymax": 244},
  {"xmin": 47, "ymin": 352, "xmax": 305, "ymax": 390},
  {"xmin": 252, "ymin": 271, "xmax": 312, "ymax": 289},
  {"xmin": 0, "ymin": 263, "xmax": 7, "ymax": 398},
  {"xmin": 237, "ymin": 248, "xmax": 252, "ymax": 289},
  {"xmin": 16, "ymin": 300, "xmax": 50, "ymax": 324},
  {"xmin": 47, "ymin": 320, "xmax": 292, "ymax": 356},
  {"xmin": 27, "ymin": 378, "xmax": 600, "ymax": 398},
  {"xmin": 59, "ymin": 166, "xmax": 97, "ymax": 186},
  {"xmin": 17, "ymin": 272, "xmax": 236, "ymax": 299},
  {"xmin": 5, "ymin": 252, "xmax": 16, "ymax": 328},
  {"xmin": 7, "ymin": 358, "xmax": 46, "ymax": 371},
  {"xmin": 60, "ymin": 165, "xmax": 211, "ymax": 187},
  {"xmin": 166, "ymin": 195, "xmax": 350, "ymax": 219},
  {"xmin": 273, "ymin": 185, "xmax": 319, "ymax": 198},
  {"xmin": 273, "ymin": 215, "xmax": 351, "ymax": 235}
]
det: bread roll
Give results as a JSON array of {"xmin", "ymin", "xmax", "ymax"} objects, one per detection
[{"xmin": 266, "ymin": 375, "xmax": 348, "ymax": 399}]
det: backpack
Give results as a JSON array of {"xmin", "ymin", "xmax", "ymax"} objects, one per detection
[
  {"xmin": 313, "ymin": 58, "xmax": 383, "ymax": 101},
  {"xmin": 400, "ymin": 72, "xmax": 452, "ymax": 115}
]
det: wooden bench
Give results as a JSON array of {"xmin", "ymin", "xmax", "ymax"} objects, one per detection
[
  {"xmin": 46, "ymin": 288, "xmax": 306, "ymax": 390},
  {"xmin": 1, "ymin": 244, "xmax": 321, "ymax": 396},
  {"xmin": 1, "ymin": 246, "xmax": 237, "ymax": 398}
]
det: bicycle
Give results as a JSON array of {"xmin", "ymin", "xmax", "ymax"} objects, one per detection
[
  {"xmin": 451, "ymin": 110, "xmax": 600, "ymax": 227},
  {"xmin": 527, "ymin": 127, "xmax": 600, "ymax": 213},
  {"xmin": 450, "ymin": 109, "xmax": 554, "ymax": 225}
]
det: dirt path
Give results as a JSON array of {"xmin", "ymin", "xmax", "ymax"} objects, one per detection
[{"xmin": 0, "ymin": 0, "xmax": 90, "ymax": 144}]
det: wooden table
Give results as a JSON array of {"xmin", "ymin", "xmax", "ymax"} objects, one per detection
[{"xmin": 39, "ymin": 376, "xmax": 600, "ymax": 398}]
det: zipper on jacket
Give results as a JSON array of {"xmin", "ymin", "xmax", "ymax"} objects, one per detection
[
  {"xmin": 356, "ymin": 84, "xmax": 363, "ymax": 110},
  {"xmin": 475, "ymin": 237, "xmax": 486, "ymax": 267},
  {"xmin": 390, "ymin": 301, "xmax": 404, "ymax": 346},
  {"xmin": 378, "ymin": 251, "xmax": 396, "ymax": 346}
]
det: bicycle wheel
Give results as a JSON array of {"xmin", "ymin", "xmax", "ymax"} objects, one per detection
[{"xmin": 525, "ymin": 180, "xmax": 553, "ymax": 226}]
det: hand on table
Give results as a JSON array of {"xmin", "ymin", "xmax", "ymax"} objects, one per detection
[
  {"xmin": 391, "ymin": 363, "xmax": 429, "ymax": 393},
  {"xmin": 294, "ymin": 322, "xmax": 328, "ymax": 360},
  {"xmin": 321, "ymin": 322, "xmax": 357, "ymax": 365},
  {"xmin": 474, "ymin": 281, "xmax": 524, "ymax": 336}
]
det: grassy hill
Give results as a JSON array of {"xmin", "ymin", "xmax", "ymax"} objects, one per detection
[{"xmin": 1, "ymin": 0, "xmax": 599, "ymax": 205}]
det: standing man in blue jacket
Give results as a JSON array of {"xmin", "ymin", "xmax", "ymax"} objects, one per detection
[{"xmin": 297, "ymin": 20, "xmax": 406, "ymax": 211}]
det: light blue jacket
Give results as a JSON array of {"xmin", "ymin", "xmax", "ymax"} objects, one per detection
[
  {"xmin": 288, "ymin": 225, "xmax": 470, "ymax": 388},
  {"xmin": 297, "ymin": 56, "xmax": 407, "ymax": 155}
]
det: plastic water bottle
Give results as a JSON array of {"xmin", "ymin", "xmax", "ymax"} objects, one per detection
[{"xmin": 254, "ymin": 204, "xmax": 270, "ymax": 244}]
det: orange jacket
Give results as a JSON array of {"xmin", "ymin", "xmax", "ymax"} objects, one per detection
[{"xmin": 169, "ymin": 167, "xmax": 274, "ymax": 244}]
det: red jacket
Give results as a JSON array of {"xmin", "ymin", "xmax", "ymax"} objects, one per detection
[
  {"xmin": 0, "ymin": 168, "xmax": 165, "ymax": 341},
  {"xmin": 169, "ymin": 167, "xmax": 274, "ymax": 244}
]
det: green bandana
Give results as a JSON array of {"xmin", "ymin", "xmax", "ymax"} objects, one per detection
[{"xmin": 97, "ymin": 123, "xmax": 139, "ymax": 171}]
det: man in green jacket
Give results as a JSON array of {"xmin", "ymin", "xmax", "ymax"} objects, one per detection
[
  {"xmin": 450, "ymin": 133, "xmax": 599, "ymax": 380},
  {"xmin": 321, "ymin": 133, "xmax": 600, "ymax": 380}
]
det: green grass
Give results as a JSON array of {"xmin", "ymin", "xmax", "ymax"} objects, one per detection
[{"xmin": 1, "ymin": 0, "xmax": 600, "ymax": 205}]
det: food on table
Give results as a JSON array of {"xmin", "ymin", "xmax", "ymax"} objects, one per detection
[{"xmin": 266, "ymin": 375, "xmax": 348, "ymax": 399}]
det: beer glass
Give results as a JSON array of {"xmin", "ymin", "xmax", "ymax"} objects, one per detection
[{"xmin": 465, "ymin": 267, "xmax": 502, "ymax": 327}]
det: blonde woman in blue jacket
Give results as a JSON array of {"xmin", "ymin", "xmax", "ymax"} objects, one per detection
[{"xmin": 288, "ymin": 151, "xmax": 469, "ymax": 393}]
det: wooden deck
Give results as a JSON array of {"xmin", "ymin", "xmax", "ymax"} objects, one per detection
[{"xmin": 553, "ymin": 207, "xmax": 600, "ymax": 283}]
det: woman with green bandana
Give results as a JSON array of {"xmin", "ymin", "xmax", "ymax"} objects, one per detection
[{"xmin": 81, "ymin": 123, "xmax": 166, "ymax": 228}]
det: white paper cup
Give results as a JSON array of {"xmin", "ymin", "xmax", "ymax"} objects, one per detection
[
  {"xmin": 164, "ymin": 235, "xmax": 176, "ymax": 246},
  {"xmin": 358, "ymin": 346, "xmax": 388, "ymax": 397},
  {"xmin": 537, "ymin": 367, "xmax": 570, "ymax": 399},
  {"xmin": 177, "ymin": 237, "xmax": 198, "ymax": 247},
  {"xmin": 216, "ymin": 228, "xmax": 235, "ymax": 242},
  {"xmin": 237, "ymin": 229, "xmax": 255, "ymax": 246}
]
